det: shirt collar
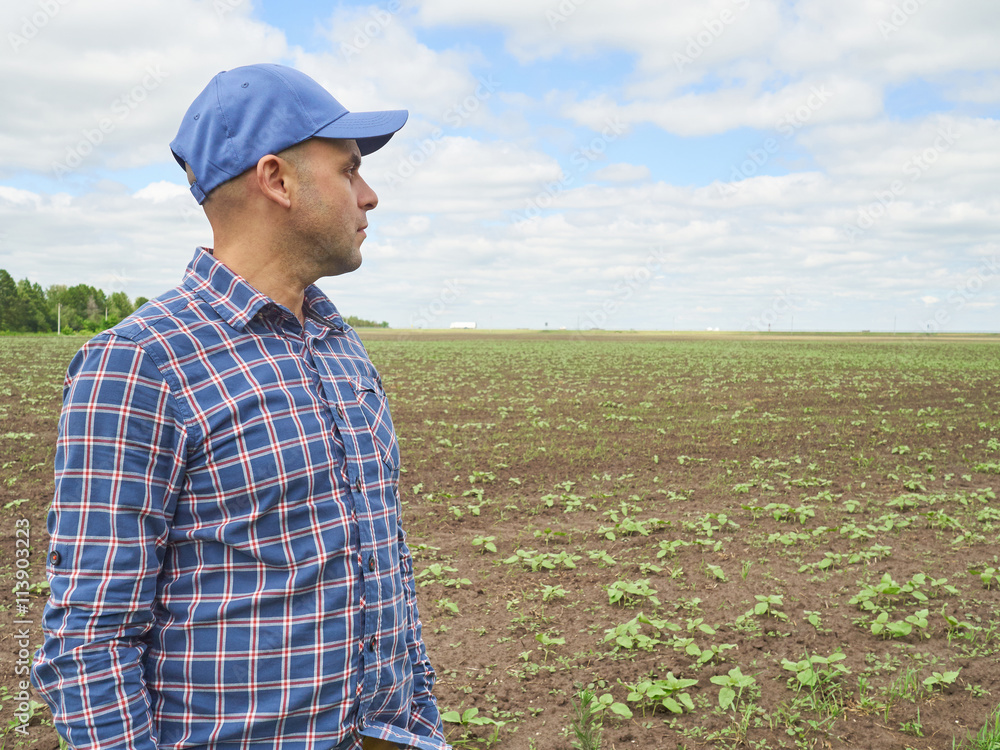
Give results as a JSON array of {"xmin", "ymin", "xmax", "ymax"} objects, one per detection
[
  {"xmin": 302, "ymin": 285, "xmax": 347, "ymax": 332},
  {"xmin": 182, "ymin": 247, "xmax": 348, "ymax": 333},
  {"xmin": 182, "ymin": 248, "xmax": 271, "ymax": 332}
]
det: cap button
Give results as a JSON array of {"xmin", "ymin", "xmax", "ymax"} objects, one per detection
[
  {"xmin": 193, "ymin": 113, "xmax": 200, "ymax": 120},
  {"xmin": 242, "ymin": 82, "xmax": 249, "ymax": 88}
]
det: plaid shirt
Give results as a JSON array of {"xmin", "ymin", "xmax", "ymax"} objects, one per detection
[{"xmin": 32, "ymin": 248, "xmax": 448, "ymax": 750}]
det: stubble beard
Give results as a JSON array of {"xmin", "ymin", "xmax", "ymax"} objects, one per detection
[{"xmin": 293, "ymin": 179, "xmax": 363, "ymax": 280}]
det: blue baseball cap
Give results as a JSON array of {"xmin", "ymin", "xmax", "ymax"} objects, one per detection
[{"xmin": 170, "ymin": 64, "xmax": 408, "ymax": 203}]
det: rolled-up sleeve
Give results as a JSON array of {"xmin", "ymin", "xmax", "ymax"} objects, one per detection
[{"xmin": 32, "ymin": 334, "xmax": 187, "ymax": 750}]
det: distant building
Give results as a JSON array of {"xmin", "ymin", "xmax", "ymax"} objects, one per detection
[{"xmin": 450, "ymin": 322, "xmax": 477, "ymax": 329}]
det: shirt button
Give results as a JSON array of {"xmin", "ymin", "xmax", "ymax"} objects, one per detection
[
  {"xmin": 49, "ymin": 550, "xmax": 61, "ymax": 566},
  {"xmin": 354, "ymin": 478, "xmax": 363, "ymax": 493},
  {"xmin": 337, "ymin": 405, "xmax": 344, "ymax": 419},
  {"xmin": 369, "ymin": 636, "xmax": 377, "ymax": 652},
  {"xmin": 368, "ymin": 556, "xmax": 376, "ymax": 572}
]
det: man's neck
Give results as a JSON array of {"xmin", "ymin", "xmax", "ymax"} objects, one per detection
[{"xmin": 212, "ymin": 242, "xmax": 311, "ymax": 324}]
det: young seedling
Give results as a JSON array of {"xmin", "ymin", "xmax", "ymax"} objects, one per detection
[
  {"xmin": 710, "ymin": 666, "xmax": 757, "ymax": 711},
  {"xmin": 622, "ymin": 673, "xmax": 698, "ymax": 715},
  {"xmin": 607, "ymin": 579, "xmax": 660, "ymax": 607},
  {"xmin": 472, "ymin": 535, "xmax": 497, "ymax": 553},
  {"xmin": 503, "ymin": 549, "xmax": 581, "ymax": 571},
  {"xmin": 942, "ymin": 609, "xmax": 981, "ymax": 644},
  {"xmin": 568, "ymin": 688, "xmax": 633, "ymax": 750},
  {"xmin": 971, "ymin": 565, "xmax": 1000, "ymax": 590},
  {"xmin": 533, "ymin": 526, "xmax": 569, "ymax": 545},
  {"xmin": 539, "ymin": 584, "xmax": 567, "ymax": 603},
  {"xmin": 870, "ymin": 608, "xmax": 930, "ymax": 639},
  {"xmin": 597, "ymin": 504, "xmax": 667, "ymax": 540},
  {"xmin": 603, "ymin": 613, "xmax": 679, "ymax": 652},
  {"xmin": 435, "ymin": 597, "xmax": 459, "ymax": 615},
  {"xmin": 670, "ymin": 634, "xmax": 736, "ymax": 666},
  {"xmin": 850, "ymin": 573, "xmax": 902, "ymax": 611},
  {"xmin": 899, "ymin": 708, "xmax": 924, "ymax": 737},
  {"xmin": 441, "ymin": 707, "xmax": 504, "ymax": 729},
  {"xmin": 922, "ymin": 669, "xmax": 961, "ymax": 693},
  {"xmin": 656, "ymin": 539, "xmax": 693, "ymax": 559},
  {"xmin": 804, "ymin": 610, "xmax": 824, "ymax": 631},
  {"xmin": 415, "ymin": 563, "xmax": 472, "ymax": 589},
  {"xmin": 781, "ymin": 649, "xmax": 851, "ymax": 698},
  {"xmin": 684, "ymin": 616, "xmax": 716, "ymax": 636},
  {"xmin": 753, "ymin": 594, "xmax": 788, "ymax": 620},
  {"xmin": 704, "ymin": 563, "xmax": 727, "ymax": 582},
  {"xmin": 587, "ymin": 549, "xmax": 617, "ymax": 567},
  {"xmin": 534, "ymin": 632, "xmax": 566, "ymax": 662}
]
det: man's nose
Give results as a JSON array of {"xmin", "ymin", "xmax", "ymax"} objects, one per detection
[{"xmin": 358, "ymin": 175, "xmax": 378, "ymax": 210}]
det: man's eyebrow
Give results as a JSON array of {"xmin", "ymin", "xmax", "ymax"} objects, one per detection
[{"xmin": 346, "ymin": 151, "xmax": 362, "ymax": 170}]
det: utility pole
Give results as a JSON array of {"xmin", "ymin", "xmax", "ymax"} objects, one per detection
[{"xmin": 57, "ymin": 304, "xmax": 61, "ymax": 335}]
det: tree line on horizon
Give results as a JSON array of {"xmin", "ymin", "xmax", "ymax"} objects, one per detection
[
  {"xmin": 0, "ymin": 269, "xmax": 389, "ymax": 334},
  {"xmin": 0, "ymin": 268, "xmax": 147, "ymax": 334}
]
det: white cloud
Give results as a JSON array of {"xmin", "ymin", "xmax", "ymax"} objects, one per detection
[
  {"xmin": 0, "ymin": 0, "xmax": 289, "ymax": 176},
  {"xmin": 564, "ymin": 76, "xmax": 882, "ymax": 137},
  {"xmin": 415, "ymin": 0, "xmax": 782, "ymax": 71},
  {"xmin": 372, "ymin": 136, "xmax": 564, "ymax": 221},
  {"xmin": 591, "ymin": 163, "xmax": 651, "ymax": 183},
  {"xmin": 134, "ymin": 181, "xmax": 191, "ymax": 203},
  {"xmin": 416, "ymin": 0, "xmax": 1000, "ymax": 139},
  {"xmin": 304, "ymin": 7, "xmax": 488, "ymax": 124},
  {"xmin": 0, "ymin": 185, "xmax": 42, "ymax": 208},
  {"xmin": 0, "ymin": 185, "xmax": 210, "ymax": 295}
]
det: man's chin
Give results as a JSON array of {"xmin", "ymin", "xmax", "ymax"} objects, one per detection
[{"xmin": 327, "ymin": 254, "xmax": 362, "ymax": 277}]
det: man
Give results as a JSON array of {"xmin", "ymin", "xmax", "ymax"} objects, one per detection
[{"xmin": 32, "ymin": 63, "xmax": 449, "ymax": 750}]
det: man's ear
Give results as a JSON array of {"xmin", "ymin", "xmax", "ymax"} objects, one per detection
[{"xmin": 255, "ymin": 154, "xmax": 293, "ymax": 209}]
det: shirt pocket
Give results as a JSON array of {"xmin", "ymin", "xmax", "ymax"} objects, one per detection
[{"xmin": 348, "ymin": 375, "xmax": 400, "ymax": 471}]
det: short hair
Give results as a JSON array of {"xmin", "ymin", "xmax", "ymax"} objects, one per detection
[{"xmin": 187, "ymin": 142, "xmax": 315, "ymax": 221}]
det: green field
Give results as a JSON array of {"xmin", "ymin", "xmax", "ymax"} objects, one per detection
[{"xmin": 2, "ymin": 331, "xmax": 999, "ymax": 749}]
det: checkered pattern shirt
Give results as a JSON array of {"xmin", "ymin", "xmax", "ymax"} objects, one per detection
[{"xmin": 32, "ymin": 248, "xmax": 448, "ymax": 750}]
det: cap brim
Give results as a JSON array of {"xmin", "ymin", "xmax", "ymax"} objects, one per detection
[{"xmin": 314, "ymin": 109, "xmax": 408, "ymax": 156}]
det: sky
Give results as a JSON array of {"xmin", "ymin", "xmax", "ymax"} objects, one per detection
[{"xmin": 1, "ymin": 0, "xmax": 999, "ymax": 332}]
